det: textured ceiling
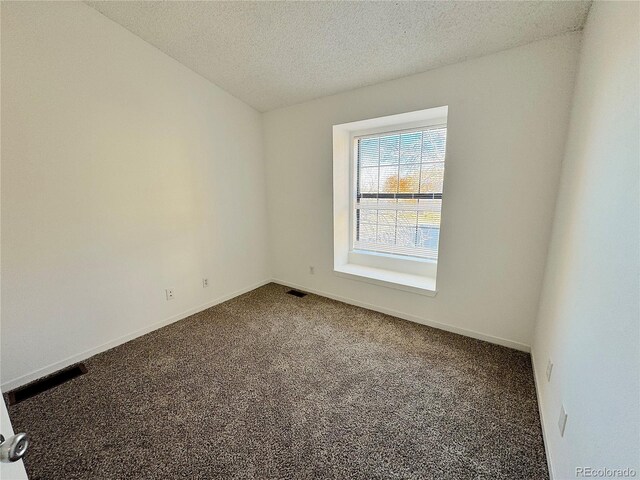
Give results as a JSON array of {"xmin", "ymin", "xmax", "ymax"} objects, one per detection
[{"xmin": 86, "ymin": 1, "xmax": 591, "ymax": 112}]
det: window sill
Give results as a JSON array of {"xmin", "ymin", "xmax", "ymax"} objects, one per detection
[{"xmin": 334, "ymin": 264, "xmax": 437, "ymax": 297}]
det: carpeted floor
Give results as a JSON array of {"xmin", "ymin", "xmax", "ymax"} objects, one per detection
[{"xmin": 6, "ymin": 283, "xmax": 548, "ymax": 480}]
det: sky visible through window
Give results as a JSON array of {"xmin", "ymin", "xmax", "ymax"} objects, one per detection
[{"xmin": 353, "ymin": 126, "xmax": 447, "ymax": 260}]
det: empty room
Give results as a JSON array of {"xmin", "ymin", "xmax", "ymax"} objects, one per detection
[{"xmin": 0, "ymin": 1, "xmax": 638, "ymax": 479}]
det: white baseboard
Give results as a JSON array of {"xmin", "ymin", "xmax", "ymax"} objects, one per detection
[
  {"xmin": 272, "ymin": 278, "xmax": 531, "ymax": 353},
  {"xmin": 1, "ymin": 279, "xmax": 271, "ymax": 392},
  {"xmin": 530, "ymin": 349, "xmax": 555, "ymax": 480},
  {"xmin": 2, "ymin": 277, "xmax": 531, "ymax": 393}
]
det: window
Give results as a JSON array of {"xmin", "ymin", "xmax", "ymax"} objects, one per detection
[
  {"xmin": 333, "ymin": 106, "xmax": 449, "ymax": 296},
  {"xmin": 333, "ymin": 106, "xmax": 448, "ymax": 295},
  {"xmin": 353, "ymin": 125, "xmax": 447, "ymax": 260}
]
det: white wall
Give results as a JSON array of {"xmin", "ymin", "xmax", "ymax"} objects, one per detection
[
  {"xmin": 0, "ymin": 2, "xmax": 270, "ymax": 389},
  {"xmin": 2, "ymin": 2, "xmax": 638, "ymax": 474},
  {"xmin": 532, "ymin": 3, "xmax": 640, "ymax": 479},
  {"xmin": 263, "ymin": 34, "xmax": 581, "ymax": 350}
]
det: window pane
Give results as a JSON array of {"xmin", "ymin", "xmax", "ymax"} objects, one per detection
[
  {"xmin": 378, "ymin": 209, "xmax": 396, "ymax": 225},
  {"xmin": 379, "ymin": 165, "xmax": 399, "ymax": 193},
  {"xmin": 397, "ymin": 210, "xmax": 417, "ymax": 226},
  {"xmin": 422, "ymin": 128, "xmax": 447, "ymax": 162},
  {"xmin": 359, "ymin": 209, "xmax": 377, "ymax": 223},
  {"xmin": 418, "ymin": 227, "xmax": 440, "ymax": 250},
  {"xmin": 380, "ymin": 135, "xmax": 400, "ymax": 165},
  {"xmin": 359, "ymin": 137, "xmax": 379, "ymax": 167},
  {"xmin": 417, "ymin": 199, "xmax": 441, "ymax": 227},
  {"xmin": 398, "ymin": 164, "xmax": 420, "ymax": 193},
  {"xmin": 398, "ymin": 198, "xmax": 418, "ymax": 208},
  {"xmin": 359, "ymin": 197, "xmax": 378, "ymax": 207},
  {"xmin": 377, "ymin": 225, "xmax": 395, "ymax": 245},
  {"xmin": 378, "ymin": 197, "xmax": 397, "ymax": 208},
  {"xmin": 360, "ymin": 167, "xmax": 378, "ymax": 193},
  {"xmin": 400, "ymin": 131, "xmax": 422, "ymax": 164},
  {"xmin": 420, "ymin": 162, "xmax": 444, "ymax": 194},
  {"xmin": 353, "ymin": 124, "xmax": 446, "ymax": 261},
  {"xmin": 396, "ymin": 226, "xmax": 417, "ymax": 247},
  {"xmin": 359, "ymin": 223, "xmax": 377, "ymax": 243}
]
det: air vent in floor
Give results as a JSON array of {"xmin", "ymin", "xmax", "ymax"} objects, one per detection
[
  {"xmin": 287, "ymin": 289, "xmax": 307, "ymax": 298},
  {"xmin": 7, "ymin": 364, "xmax": 88, "ymax": 405}
]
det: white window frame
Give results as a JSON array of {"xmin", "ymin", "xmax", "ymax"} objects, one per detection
[
  {"xmin": 349, "ymin": 123, "xmax": 446, "ymax": 261},
  {"xmin": 333, "ymin": 106, "xmax": 448, "ymax": 296}
]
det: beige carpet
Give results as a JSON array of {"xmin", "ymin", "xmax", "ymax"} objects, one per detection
[{"xmin": 6, "ymin": 283, "xmax": 548, "ymax": 479}]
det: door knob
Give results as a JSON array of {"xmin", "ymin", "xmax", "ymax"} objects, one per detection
[{"xmin": 0, "ymin": 432, "xmax": 29, "ymax": 462}]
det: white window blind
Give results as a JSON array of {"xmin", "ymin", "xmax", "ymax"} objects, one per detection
[{"xmin": 353, "ymin": 125, "xmax": 447, "ymax": 260}]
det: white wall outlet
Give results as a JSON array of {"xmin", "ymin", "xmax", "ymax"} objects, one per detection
[
  {"xmin": 202, "ymin": 278, "xmax": 209, "ymax": 288},
  {"xmin": 165, "ymin": 288, "xmax": 174, "ymax": 300},
  {"xmin": 558, "ymin": 404, "xmax": 568, "ymax": 437},
  {"xmin": 546, "ymin": 359, "xmax": 553, "ymax": 381},
  {"xmin": 309, "ymin": 266, "xmax": 315, "ymax": 275}
]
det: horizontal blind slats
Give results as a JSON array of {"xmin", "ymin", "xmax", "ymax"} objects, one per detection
[{"xmin": 354, "ymin": 126, "xmax": 447, "ymax": 261}]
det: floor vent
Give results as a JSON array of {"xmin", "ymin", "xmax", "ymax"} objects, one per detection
[
  {"xmin": 287, "ymin": 289, "xmax": 307, "ymax": 298},
  {"xmin": 7, "ymin": 364, "xmax": 88, "ymax": 405}
]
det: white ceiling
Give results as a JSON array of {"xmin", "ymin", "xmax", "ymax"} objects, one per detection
[{"xmin": 86, "ymin": 1, "xmax": 591, "ymax": 112}]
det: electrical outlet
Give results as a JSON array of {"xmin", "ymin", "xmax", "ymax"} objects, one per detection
[
  {"xmin": 309, "ymin": 266, "xmax": 315, "ymax": 275},
  {"xmin": 203, "ymin": 278, "xmax": 209, "ymax": 288},
  {"xmin": 546, "ymin": 359, "xmax": 553, "ymax": 381},
  {"xmin": 165, "ymin": 288, "xmax": 174, "ymax": 300},
  {"xmin": 558, "ymin": 404, "xmax": 568, "ymax": 437}
]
